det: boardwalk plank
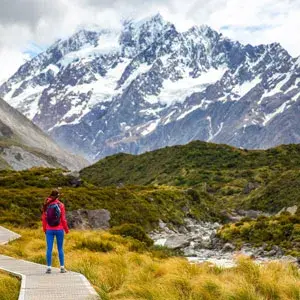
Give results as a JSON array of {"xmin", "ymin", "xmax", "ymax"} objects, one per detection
[{"xmin": 0, "ymin": 226, "xmax": 99, "ymax": 300}]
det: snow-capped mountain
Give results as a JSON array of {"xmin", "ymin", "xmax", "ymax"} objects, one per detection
[{"xmin": 1, "ymin": 14, "xmax": 300, "ymax": 160}]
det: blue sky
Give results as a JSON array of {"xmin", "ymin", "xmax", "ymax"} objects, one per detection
[{"xmin": 23, "ymin": 42, "xmax": 47, "ymax": 58}]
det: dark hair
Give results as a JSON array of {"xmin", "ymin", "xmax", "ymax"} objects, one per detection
[
  {"xmin": 42, "ymin": 189, "xmax": 60, "ymax": 212},
  {"xmin": 50, "ymin": 189, "xmax": 59, "ymax": 199}
]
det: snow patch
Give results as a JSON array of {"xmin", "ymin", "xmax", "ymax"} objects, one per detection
[
  {"xmin": 42, "ymin": 64, "xmax": 60, "ymax": 75},
  {"xmin": 140, "ymin": 119, "xmax": 160, "ymax": 136},
  {"xmin": 6, "ymin": 85, "xmax": 44, "ymax": 119},
  {"xmin": 207, "ymin": 116, "xmax": 213, "ymax": 141},
  {"xmin": 139, "ymin": 107, "xmax": 162, "ymax": 117},
  {"xmin": 121, "ymin": 63, "xmax": 153, "ymax": 91},
  {"xmin": 207, "ymin": 116, "xmax": 224, "ymax": 141},
  {"xmin": 59, "ymin": 31, "xmax": 121, "ymax": 67},
  {"xmin": 146, "ymin": 67, "xmax": 226, "ymax": 106},
  {"xmin": 259, "ymin": 74, "xmax": 292, "ymax": 103},
  {"xmin": 177, "ymin": 101, "xmax": 212, "ymax": 121},
  {"xmin": 291, "ymin": 91, "xmax": 300, "ymax": 102},
  {"xmin": 66, "ymin": 60, "xmax": 129, "ymax": 111},
  {"xmin": 263, "ymin": 102, "xmax": 287, "ymax": 126},
  {"xmin": 162, "ymin": 110, "xmax": 176, "ymax": 125},
  {"xmin": 232, "ymin": 76, "xmax": 261, "ymax": 97}
]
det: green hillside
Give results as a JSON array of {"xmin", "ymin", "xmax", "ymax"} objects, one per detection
[
  {"xmin": 2, "ymin": 141, "xmax": 300, "ymax": 231},
  {"xmin": 81, "ymin": 141, "xmax": 300, "ymax": 213},
  {"xmin": 0, "ymin": 168, "xmax": 219, "ymax": 230},
  {"xmin": 242, "ymin": 169, "xmax": 300, "ymax": 212}
]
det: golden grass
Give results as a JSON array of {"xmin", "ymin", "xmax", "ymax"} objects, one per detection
[
  {"xmin": 1, "ymin": 228, "xmax": 300, "ymax": 299},
  {"xmin": 0, "ymin": 271, "xmax": 20, "ymax": 300}
]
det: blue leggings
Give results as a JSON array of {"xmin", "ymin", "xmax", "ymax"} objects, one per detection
[{"xmin": 46, "ymin": 230, "xmax": 64, "ymax": 267}]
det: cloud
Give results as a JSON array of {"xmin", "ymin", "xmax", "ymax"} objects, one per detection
[
  {"xmin": 0, "ymin": 47, "xmax": 29, "ymax": 84},
  {"xmin": 0, "ymin": 0, "xmax": 66, "ymax": 27},
  {"xmin": 0, "ymin": 0, "xmax": 299, "ymax": 82}
]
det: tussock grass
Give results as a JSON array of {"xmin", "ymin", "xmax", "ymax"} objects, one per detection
[
  {"xmin": 0, "ymin": 271, "xmax": 20, "ymax": 300},
  {"xmin": 1, "ymin": 229, "xmax": 300, "ymax": 299}
]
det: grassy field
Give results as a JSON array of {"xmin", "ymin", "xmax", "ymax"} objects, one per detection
[
  {"xmin": 1, "ymin": 228, "xmax": 300, "ymax": 300},
  {"xmin": 0, "ymin": 271, "xmax": 20, "ymax": 300}
]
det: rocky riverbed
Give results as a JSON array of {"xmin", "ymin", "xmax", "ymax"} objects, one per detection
[{"xmin": 150, "ymin": 218, "xmax": 298, "ymax": 267}]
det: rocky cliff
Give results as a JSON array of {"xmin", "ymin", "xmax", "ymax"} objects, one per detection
[{"xmin": 1, "ymin": 14, "xmax": 299, "ymax": 160}]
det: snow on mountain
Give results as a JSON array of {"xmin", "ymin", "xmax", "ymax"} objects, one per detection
[
  {"xmin": 146, "ymin": 67, "xmax": 227, "ymax": 106},
  {"xmin": 1, "ymin": 14, "xmax": 300, "ymax": 161}
]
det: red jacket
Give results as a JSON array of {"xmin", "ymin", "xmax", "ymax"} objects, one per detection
[{"xmin": 42, "ymin": 198, "xmax": 69, "ymax": 233}]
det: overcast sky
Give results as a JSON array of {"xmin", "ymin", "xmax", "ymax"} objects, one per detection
[{"xmin": 0, "ymin": 0, "xmax": 299, "ymax": 82}]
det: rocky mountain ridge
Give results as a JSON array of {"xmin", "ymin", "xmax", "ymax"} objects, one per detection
[
  {"xmin": 0, "ymin": 98, "xmax": 88, "ymax": 170},
  {"xmin": 1, "ymin": 14, "xmax": 299, "ymax": 160}
]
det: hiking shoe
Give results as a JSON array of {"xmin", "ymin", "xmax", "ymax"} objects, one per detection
[
  {"xmin": 45, "ymin": 268, "xmax": 51, "ymax": 274},
  {"xmin": 60, "ymin": 267, "xmax": 67, "ymax": 273}
]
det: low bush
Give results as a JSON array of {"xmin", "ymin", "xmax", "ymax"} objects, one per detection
[
  {"xmin": 76, "ymin": 239, "xmax": 114, "ymax": 252},
  {"xmin": 110, "ymin": 224, "xmax": 154, "ymax": 247},
  {"xmin": 218, "ymin": 213, "xmax": 300, "ymax": 256},
  {"xmin": 0, "ymin": 169, "xmax": 221, "ymax": 230}
]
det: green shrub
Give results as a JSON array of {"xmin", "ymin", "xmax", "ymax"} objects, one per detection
[
  {"xmin": 76, "ymin": 239, "xmax": 114, "ymax": 252},
  {"xmin": 218, "ymin": 214, "xmax": 300, "ymax": 256},
  {"xmin": 149, "ymin": 245, "xmax": 183, "ymax": 258},
  {"xmin": 0, "ymin": 167, "xmax": 220, "ymax": 230},
  {"xmin": 110, "ymin": 224, "xmax": 154, "ymax": 247}
]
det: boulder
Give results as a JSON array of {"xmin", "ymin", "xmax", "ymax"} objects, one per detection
[
  {"xmin": 271, "ymin": 245, "xmax": 284, "ymax": 257},
  {"xmin": 178, "ymin": 225, "xmax": 189, "ymax": 234},
  {"xmin": 287, "ymin": 206, "xmax": 298, "ymax": 215},
  {"xmin": 254, "ymin": 247, "xmax": 265, "ymax": 256},
  {"xmin": 164, "ymin": 235, "xmax": 191, "ymax": 249},
  {"xmin": 222, "ymin": 243, "xmax": 235, "ymax": 252},
  {"xmin": 277, "ymin": 205, "xmax": 298, "ymax": 216},
  {"xmin": 281, "ymin": 255, "xmax": 298, "ymax": 264},
  {"xmin": 236, "ymin": 209, "xmax": 266, "ymax": 219},
  {"xmin": 243, "ymin": 182, "xmax": 260, "ymax": 194},
  {"xmin": 67, "ymin": 209, "xmax": 110, "ymax": 229},
  {"xmin": 265, "ymin": 249, "xmax": 277, "ymax": 257},
  {"xmin": 63, "ymin": 171, "xmax": 83, "ymax": 187}
]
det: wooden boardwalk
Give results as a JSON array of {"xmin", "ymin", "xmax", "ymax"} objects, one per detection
[{"xmin": 0, "ymin": 226, "xmax": 99, "ymax": 300}]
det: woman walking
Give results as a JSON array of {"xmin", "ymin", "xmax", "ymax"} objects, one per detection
[{"xmin": 42, "ymin": 189, "xmax": 69, "ymax": 274}]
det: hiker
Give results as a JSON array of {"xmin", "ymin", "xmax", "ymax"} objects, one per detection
[{"xmin": 42, "ymin": 189, "xmax": 69, "ymax": 274}]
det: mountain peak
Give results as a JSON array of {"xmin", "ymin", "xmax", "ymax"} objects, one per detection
[
  {"xmin": 188, "ymin": 24, "xmax": 211, "ymax": 33},
  {"xmin": 123, "ymin": 13, "xmax": 172, "ymax": 33},
  {"xmin": 1, "ymin": 15, "xmax": 299, "ymax": 162},
  {"xmin": 126, "ymin": 13, "xmax": 166, "ymax": 27}
]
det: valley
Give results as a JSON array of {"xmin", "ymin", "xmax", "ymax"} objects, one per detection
[
  {"xmin": 0, "ymin": 9, "xmax": 300, "ymax": 300},
  {"xmin": 1, "ymin": 141, "xmax": 300, "ymax": 264}
]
